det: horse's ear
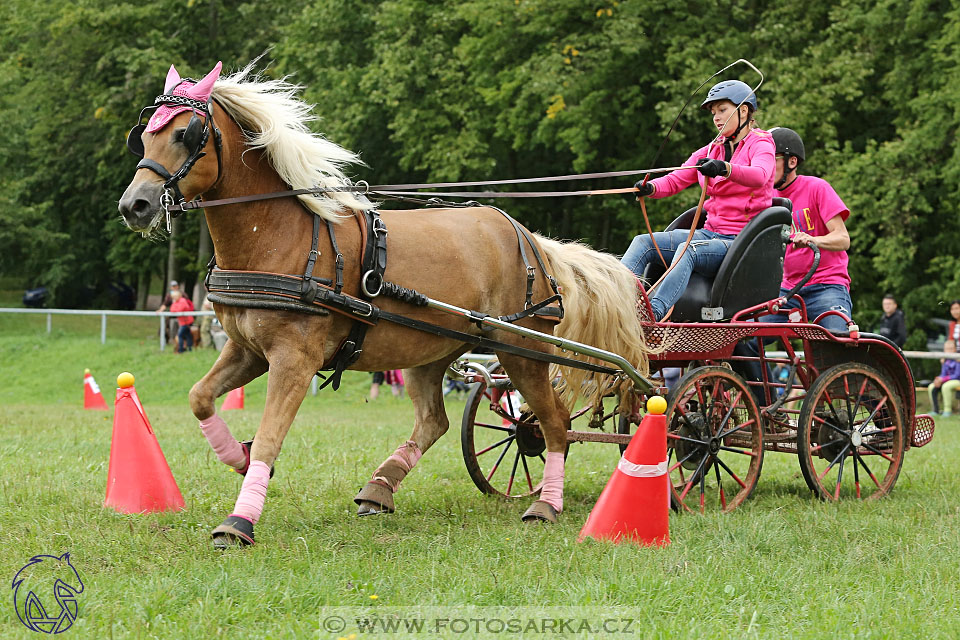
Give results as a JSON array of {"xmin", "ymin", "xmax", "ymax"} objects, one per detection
[
  {"xmin": 188, "ymin": 61, "xmax": 222, "ymax": 103},
  {"xmin": 163, "ymin": 65, "xmax": 182, "ymax": 93}
]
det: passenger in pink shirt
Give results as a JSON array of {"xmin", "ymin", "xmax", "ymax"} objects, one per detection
[
  {"xmin": 769, "ymin": 127, "xmax": 853, "ymax": 332},
  {"xmin": 621, "ymin": 80, "xmax": 775, "ymax": 321}
]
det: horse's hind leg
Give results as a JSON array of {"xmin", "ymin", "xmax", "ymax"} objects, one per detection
[
  {"xmin": 495, "ymin": 353, "xmax": 571, "ymax": 524},
  {"xmin": 355, "ymin": 359, "xmax": 452, "ymax": 516},
  {"xmin": 212, "ymin": 347, "xmax": 316, "ymax": 548},
  {"xmin": 189, "ymin": 340, "xmax": 268, "ymax": 471}
]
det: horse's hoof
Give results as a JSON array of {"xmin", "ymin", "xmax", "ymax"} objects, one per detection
[
  {"xmin": 356, "ymin": 500, "xmax": 390, "ymax": 517},
  {"xmin": 521, "ymin": 500, "xmax": 558, "ymax": 524},
  {"xmin": 211, "ymin": 515, "xmax": 255, "ymax": 549},
  {"xmin": 236, "ymin": 441, "xmax": 275, "ymax": 478},
  {"xmin": 354, "ymin": 481, "xmax": 395, "ymax": 516}
]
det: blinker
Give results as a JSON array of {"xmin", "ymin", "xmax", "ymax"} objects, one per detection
[{"xmin": 126, "ymin": 124, "xmax": 146, "ymax": 157}]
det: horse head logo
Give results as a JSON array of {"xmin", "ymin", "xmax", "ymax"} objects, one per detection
[{"xmin": 11, "ymin": 553, "xmax": 84, "ymax": 634}]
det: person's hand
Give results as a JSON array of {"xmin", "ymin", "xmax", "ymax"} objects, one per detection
[
  {"xmin": 791, "ymin": 232, "xmax": 816, "ymax": 247},
  {"xmin": 697, "ymin": 158, "xmax": 729, "ymax": 178},
  {"xmin": 934, "ymin": 376, "xmax": 943, "ymax": 387},
  {"xmin": 633, "ymin": 180, "xmax": 654, "ymax": 198}
]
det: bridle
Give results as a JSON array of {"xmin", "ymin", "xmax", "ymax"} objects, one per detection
[{"xmin": 126, "ymin": 84, "xmax": 223, "ymax": 232}]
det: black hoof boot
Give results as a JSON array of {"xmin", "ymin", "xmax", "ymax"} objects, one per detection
[{"xmin": 211, "ymin": 515, "xmax": 255, "ymax": 549}]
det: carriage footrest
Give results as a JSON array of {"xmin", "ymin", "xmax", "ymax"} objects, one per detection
[{"xmin": 911, "ymin": 414, "xmax": 935, "ymax": 447}]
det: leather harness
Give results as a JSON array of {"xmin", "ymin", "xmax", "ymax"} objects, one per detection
[{"xmin": 205, "ymin": 205, "xmax": 580, "ymax": 391}]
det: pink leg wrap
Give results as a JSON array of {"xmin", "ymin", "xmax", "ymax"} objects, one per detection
[
  {"xmin": 540, "ymin": 452, "xmax": 565, "ymax": 513},
  {"xmin": 199, "ymin": 414, "xmax": 246, "ymax": 468},
  {"xmin": 372, "ymin": 440, "xmax": 422, "ymax": 492},
  {"xmin": 231, "ymin": 461, "xmax": 270, "ymax": 524}
]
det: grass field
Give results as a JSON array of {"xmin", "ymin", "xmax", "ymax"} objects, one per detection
[{"xmin": 1, "ymin": 310, "xmax": 958, "ymax": 639}]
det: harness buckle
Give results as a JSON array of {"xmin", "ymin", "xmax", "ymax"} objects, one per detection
[
  {"xmin": 354, "ymin": 301, "xmax": 374, "ymax": 318},
  {"xmin": 361, "ymin": 270, "xmax": 384, "ymax": 298},
  {"xmin": 160, "ymin": 189, "xmax": 175, "ymax": 233},
  {"xmin": 372, "ymin": 218, "xmax": 388, "ymax": 236}
]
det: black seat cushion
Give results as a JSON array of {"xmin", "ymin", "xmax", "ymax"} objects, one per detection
[{"xmin": 642, "ymin": 198, "xmax": 792, "ymax": 322}]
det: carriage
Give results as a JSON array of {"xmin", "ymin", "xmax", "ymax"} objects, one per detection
[
  {"xmin": 454, "ymin": 199, "xmax": 936, "ymax": 513},
  {"xmin": 119, "ymin": 61, "xmax": 935, "ymax": 546}
]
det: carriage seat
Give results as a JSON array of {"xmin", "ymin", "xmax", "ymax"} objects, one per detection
[{"xmin": 642, "ymin": 198, "xmax": 793, "ymax": 322}]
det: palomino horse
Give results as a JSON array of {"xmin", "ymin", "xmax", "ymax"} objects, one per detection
[{"xmin": 119, "ymin": 61, "xmax": 650, "ymax": 548}]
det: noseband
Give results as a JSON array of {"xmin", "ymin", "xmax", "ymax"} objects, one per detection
[{"xmin": 127, "ymin": 87, "xmax": 223, "ymax": 231}]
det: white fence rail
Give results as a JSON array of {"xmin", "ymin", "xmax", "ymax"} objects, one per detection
[
  {"xmin": 4, "ymin": 307, "xmax": 960, "ymax": 360},
  {"xmin": 0, "ymin": 307, "xmax": 215, "ymax": 352}
]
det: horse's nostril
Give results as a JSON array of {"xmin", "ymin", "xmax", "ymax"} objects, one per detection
[{"xmin": 131, "ymin": 199, "xmax": 151, "ymax": 216}]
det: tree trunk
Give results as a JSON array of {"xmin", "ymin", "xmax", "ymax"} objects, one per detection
[{"xmin": 136, "ymin": 269, "xmax": 151, "ymax": 310}]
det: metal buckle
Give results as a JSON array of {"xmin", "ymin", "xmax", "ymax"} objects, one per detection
[
  {"xmin": 160, "ymin": 189, "xmax": 175, "ymax": 233},
  {"xmin": 355, "ymin": 180, "xmax": 369, "ymax": 195},
  {"xmin": 354, "ymin": 301, "xmax": 374, "ymax": 318},
  {"xmin": 360, "ymin": 270, "xmax": 383, "ymax": 298},
  {"xmin": 372, "ymin": 218, "xmax": 388, "ymax": 236}
]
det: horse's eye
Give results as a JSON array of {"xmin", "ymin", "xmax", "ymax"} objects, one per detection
[{"xmin": 173, "ymin": 129, "xmax": 185, "ymax": 142}]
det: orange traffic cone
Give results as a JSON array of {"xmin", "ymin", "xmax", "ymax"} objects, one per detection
[
  {"xmin": 83, "ymin": 369, "xmax": 109, "ymax": 410},
  {"xmin": 222, "ymin": 386, "xmax": 244, "ymax": 411},
  {"xmin": 104, "ymin": 372, "xmax": 184, "ymax": 513},
  {"xmin": 578, "ymin": 397, "xmax": 670, "ymax": 546}
]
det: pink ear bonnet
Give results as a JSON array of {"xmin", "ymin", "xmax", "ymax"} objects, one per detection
[{"xmin": 145, "ymin": 61, "xmax": 222, "ymax": 133}]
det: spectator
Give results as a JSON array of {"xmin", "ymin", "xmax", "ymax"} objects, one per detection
[
  {"xmin": 443, "ymin": 375, "xmax": 470, "ymax": 398},
  {"xmin": 928, "ymin": 339, "xmax": 960, "ymax": 416},
  {"xmin": 169, "ymin": 289, "xmax": 195, "ymax": 353},
  {"xmin": 199, "ymin": 296, "xmax": 215, "ymax": 349},
  {"xmin": 157, "ymin": 280, "xmax": 180, "ymax": 342},
  {"xmin": 385, "ymin": 369, "xmax": 405, "ymax": 398},
  {"xmin": 369, "ymin": 371, "xmax": 385, "ymax": 401},
  {"xmin": 947, "ymin": 299, "xmax": 960, "ymax": 346},
  {"xmin": 157, "ymin": 280, "xmax": 179, "ymax": 312},
  {"xmin": 877, "ymin": 294, "xmax": 907, "ymax": 347}
]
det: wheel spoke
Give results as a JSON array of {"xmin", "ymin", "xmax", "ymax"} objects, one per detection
[
  {"xmin": 669, "ymin": 448, "xmax": 701, "ymax": 472},
  {"xmin": 474, "ymin": 422, "xmax": 514, "ymax": 433},
  {"xmin": 476, "ymin": 434, "xmax": 515, "ymax": 457},
  {"xmin": 718, "ymin": 445, "xmax": 758, "ymax": 457},
  {"xmin": 817, "ymin": 441, "xmax": 852, "ymax": 481},
  {"xmin": 667, "ymin": 432, "xmax": 708, "ymax": 446},
  {"xmin": 679, "ymin": 452, "xmax": 710, "ymax": 501},
  {"xmin": 715, "ymin": 456, "xmax": 748, "ymax": 489},
  {"xmin": 485, "ymin": 439, "xmax": 513, "ymax": 482},
  {"xmin": 519, "ymin": 450, "xmax": 534, "ymax": 493},
  {"xmin": 852, "ymin": 447, "xmax": 861, "ymax": 498},
  {"xmin": 854, "ymin": 451, "xmax": 882, "ymax": 489},
  {"xmin": 506, "ymin": 448, "xmax": 521, "ymax": 495},
  {"xmin": 860, "ymin": 441, "xmax": 895, "ymax": 463},
  {"xmin": 713, "ymin": 461, "xmax": 727, "ymax": 509},
  {"xmin": 717, "ymin": 417, "xmax": 757, "ymax": 441},
  {"xmin": 834, "ymin": 452, "xmax": 846, "ymax": 499}
]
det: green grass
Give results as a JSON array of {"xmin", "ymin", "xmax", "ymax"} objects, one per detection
[{"xmin": 1, "ymin": 313, "xmax": 959, "ymax": 639}]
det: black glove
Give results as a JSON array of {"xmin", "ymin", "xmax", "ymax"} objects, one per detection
[
  {"xmin": 697, "ymin": 158, "xmax": 728, "ymax": 178},
  {"xmin": 633, "ymin": 181, "xmax": 654, "ymax": 198}
]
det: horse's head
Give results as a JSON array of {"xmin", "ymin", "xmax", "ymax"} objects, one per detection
[{"xmin": 119, "ymin": 62, "xmax": 223, "ymax": 233}]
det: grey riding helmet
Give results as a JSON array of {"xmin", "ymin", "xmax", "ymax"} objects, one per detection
[{"xmin": 700, "ymin": 80, "xmax": 758, "ymax": 111}]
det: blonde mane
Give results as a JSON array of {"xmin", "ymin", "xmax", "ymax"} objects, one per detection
[{"xmin": 210, "ymin": 62, "xmax": 371, "ymax": 221}]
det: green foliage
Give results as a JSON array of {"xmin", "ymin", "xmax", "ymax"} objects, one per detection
[{"xmin": 1, "ymin": 0, "xmax": 959, "ymax": 337}]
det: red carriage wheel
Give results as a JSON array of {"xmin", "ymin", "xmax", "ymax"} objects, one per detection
[
  {"xmin": 461, "ymin": 365, "xmax": 549, "ymax": 498},
  {"xmin": 797, "ymin": 363, "xmax": 906, "ymax": 501},
  {"xmin": 665, "ymin": 366, "xmax": 764, "ymax": 513}
]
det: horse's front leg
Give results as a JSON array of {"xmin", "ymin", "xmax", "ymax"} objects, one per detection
[
  {"xmin": 211, "ymin": 347, "xmax": 316, "ymax": 549},
  {"xmin": 496, "ymin": 353, "xmax": 571, "ymax": 524},
  {"xmin": 355, "ymin": 359, "xmax": 452, "ymax": 516},
  {"xmin": 188, "ymin": 339, "xmax": 268, "ymax": 472}
]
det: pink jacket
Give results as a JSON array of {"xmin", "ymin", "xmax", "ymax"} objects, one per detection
[{"xmin": 649, "ymin": 129, "xmax": 776, "ymax": 235}]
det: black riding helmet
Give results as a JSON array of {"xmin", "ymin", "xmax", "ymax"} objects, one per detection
[{"xmin": 770, "ymin": 127, "xmax": 805, "ymax": 163}]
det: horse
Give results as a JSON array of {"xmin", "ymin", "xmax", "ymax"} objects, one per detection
[{"xmin": 118, "ymin": 60, "xmax": 651, "ymax": 548}]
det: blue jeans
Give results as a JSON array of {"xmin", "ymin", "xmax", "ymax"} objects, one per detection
[
  {"xmin": 621, "ymin": 229, "xmax": 735, "ymax": 320},
  {"xmin": 177, "ymin": 324, "xmax": 194, "ymax": 353},
  {"xmin": 763, "ymin": 284, "xmax": 853, "ymax": 333}
]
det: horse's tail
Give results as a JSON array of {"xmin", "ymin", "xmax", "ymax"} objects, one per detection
[{"xmin": 534, "ymin": 235, "xmax": 651, "ymax": 410}]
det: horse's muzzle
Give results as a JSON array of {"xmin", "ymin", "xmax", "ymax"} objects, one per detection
[{"xmin": 119, "ymin": 180, "xmax": 163, "ymax": 232}]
